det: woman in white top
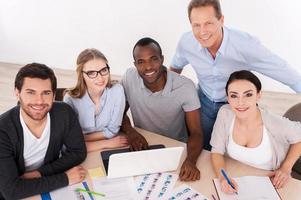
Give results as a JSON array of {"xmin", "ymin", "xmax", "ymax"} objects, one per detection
[
  {"xmin": 210, "ymin": 70, "xmax": 301, "ymax": 194},
  {"xmin": 64, "ymin": 48, "xmax": 127, "ymax": 152}
]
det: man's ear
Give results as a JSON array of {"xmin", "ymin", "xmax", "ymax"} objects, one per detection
[
  {"xmin": 161, "ymin": 55, "xmax": 164, "ymax": 63},
  {"xmin": 219, "ymin": 15, "xmax": 224, "ymax": 26},
  {"xmin": 15, "ymin": 88, "xmax": 21, "ymax": 101}
]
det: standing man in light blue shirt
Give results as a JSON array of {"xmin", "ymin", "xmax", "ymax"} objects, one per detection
[{"xmin": 170, "ymin": 0, "xmax": 301, "ymax": 150}]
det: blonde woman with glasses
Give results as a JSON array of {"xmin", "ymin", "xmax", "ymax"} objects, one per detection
[{"xmin": 64, "ymin": 48, "xmax": 128, "ymax": 152}]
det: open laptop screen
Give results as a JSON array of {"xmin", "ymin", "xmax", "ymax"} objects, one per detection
[{"xmin": 100, "ymin": 144, "xmax": 165, "ymax": 174}]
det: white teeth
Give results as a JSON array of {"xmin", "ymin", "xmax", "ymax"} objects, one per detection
[
  {"xmin": 236, "ymin": 108, "xmax": 248, "ymax": 111},
  {"xmin": 145, "ymin": 71, "xmax": 155, "ymax": 76},
  {"xmin": 31, "ymin": 106, "xmax": 44, "ymax": 110}
]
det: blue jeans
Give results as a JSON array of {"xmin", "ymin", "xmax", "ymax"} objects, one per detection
[{"xmin": 198, "ymin": 88, "xmax": 226, "ymax": 151}]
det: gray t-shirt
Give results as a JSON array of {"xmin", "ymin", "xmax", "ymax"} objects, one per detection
[{"xmin": 121, "ymin": 67, "xmax": 200, "ymax": 142}]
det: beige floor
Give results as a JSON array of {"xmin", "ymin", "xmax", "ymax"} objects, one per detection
[{"xmin": 1, "ymin": 62, "xmax": 301, "ymax": 115}]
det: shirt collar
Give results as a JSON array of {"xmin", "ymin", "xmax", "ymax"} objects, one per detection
[{"xmin": 218, "ymin": 26, "xmax": 229, "ymax": 56}]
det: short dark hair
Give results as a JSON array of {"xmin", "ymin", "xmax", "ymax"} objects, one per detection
[
  {"xmin": 132, "ymin": 37, "xmax": 162, "ymax": 60},
  {"xmin": 188, "ymin": 0, "xmax": 222, "ymax": 20},
  {"xmin": 226, "ymin": 70, "xmax": 262, "ymax": 95},
  {"xmin": 15, "ymin": 63, "xmax": 57, "ymax": 92}
]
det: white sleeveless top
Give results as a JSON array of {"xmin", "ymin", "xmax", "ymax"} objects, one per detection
[
  {"xmin": 20, "ymin": 112, "xmax": 50, "ymax": 171},
  {"xmin": 227, "ymin": 118, "xmax": 273, "ymax": 170}
]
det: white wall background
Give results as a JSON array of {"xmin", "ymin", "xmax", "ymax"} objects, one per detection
[{"xmin": 0, "ymin": 0, "xmax": 300, "ymax": 93}]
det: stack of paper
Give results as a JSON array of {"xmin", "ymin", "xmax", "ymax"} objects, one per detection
[
  {"xmin": 48, "ymin": 182, "xmax": 91, "ymax": 200},
  {"xmin": 92, "ymin": 176, "xmax": 138, "ymax": 200},
  {"xmin": 47, "ymin": 171, "xmax": 209, "ymax": 200}
]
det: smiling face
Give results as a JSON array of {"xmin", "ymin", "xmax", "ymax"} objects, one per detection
[
  {"xmin": 190, "ymin": 5, "xmax": 224, "ymax": 52},
  {"xmin": 133, "ymin": 43, "xmax": 165, "ymax": 90},
  {"xmin": 227, "ymin": 80, "xmax": 262, "ymax": 119},
  {"xmin": 82, "ymin": 58, "xmax": 109, "ymax": 94},
  {"xmin": 15, "ymin": 77, "xmax": 54, "ymax": 121}
]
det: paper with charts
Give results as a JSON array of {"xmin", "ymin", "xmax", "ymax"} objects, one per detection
[
  {"xmin": 135, "ymin": 172, "xmax": 209, "ymax": 200},
  {"xmin": 213, "ymin": 176, "xmax": 281, "ymax": 200},
  {"xmin": 135, "ymin": 172, "xmax": 178, "ymax": 199},
  {"xmin": 165, "ymin": 184, "xmax": 209, "ymax": 200}
]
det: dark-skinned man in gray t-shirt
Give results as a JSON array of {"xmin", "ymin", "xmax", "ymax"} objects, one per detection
[{"xmin": 121, "ymin": 37, "xmax": 204, "ymax": 181}]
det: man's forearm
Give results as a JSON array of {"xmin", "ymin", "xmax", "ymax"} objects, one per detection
[
  {"xmin": 169, "ymin": 66, "xmax": 183, "ymax": 74},
  {"xmin": 186, "ymin": 134, "xmax": 202, "ymax": 164},
  {"xmin": 121, "ymin": 114, "xmax": 135, "ymax": 134}
]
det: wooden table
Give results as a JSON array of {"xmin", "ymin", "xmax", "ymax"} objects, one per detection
[{"xmin": 26, "ymin": 127, "xmax": 301, "ymax": 199}]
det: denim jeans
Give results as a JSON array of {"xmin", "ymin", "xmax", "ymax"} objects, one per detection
[{"xmin": 198, "ymin": 88, "xmax": 226, "ymax": 151}]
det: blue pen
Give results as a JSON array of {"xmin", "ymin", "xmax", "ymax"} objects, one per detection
[
  {"xmin": 82, "ymin": 181, "xmax": 94, "ymax": 200},
  {"xmin": 41, "ymin": 192, "xmax": 52, "ymax": 200},
  {"xmin": 220, "ymin": 169, "xmax": 238, "ymax": 195}
]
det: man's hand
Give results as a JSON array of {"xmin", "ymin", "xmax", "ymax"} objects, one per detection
[
  {"xmin": 179, "ymin": 159, "xmax": 200, "ymax": 181},
  {"xmin": 21, "ymin": 170, "xmax": 42, "ymax": 179},
  {"xmin": 126, "ymin": 129, "xmax": 149, "ymax": 151},
  {"xmin": 65, "ymin": 166, "xmax": 87, "ymax": 185}
]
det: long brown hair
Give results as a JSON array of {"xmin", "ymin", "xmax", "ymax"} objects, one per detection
[{"xmin": 65, "ymin": 48, "xmax": 112, "ymax": 98}]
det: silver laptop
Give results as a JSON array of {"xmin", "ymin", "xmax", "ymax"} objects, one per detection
[{"xmin": 107, "ymin": 146, "xmax": 184, "ymax": 178}]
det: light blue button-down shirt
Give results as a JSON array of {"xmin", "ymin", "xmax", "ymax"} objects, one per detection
[
  {"xmin": 171, "ymin": 26, "xmax": 301, "ymax": 102},
  {"xmin": 64, "ymin": 83, "xmax": 125, "ymax": 138}
]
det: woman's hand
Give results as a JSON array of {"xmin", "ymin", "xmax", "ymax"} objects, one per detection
[
  {"xmin": 106, "ymin": 135, "xmax": 128, "ymax": 149},
  {"xmin": 270, "ymin": 167, "xmax": 291, "ymax": 189},
  {"xmin": 220, "ymin": 176, "xmax": 238, "ymax": 194}
]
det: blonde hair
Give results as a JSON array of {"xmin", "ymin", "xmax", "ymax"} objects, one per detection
[{"xmin": 65, "ymin": 48, "xmax": 112, "ymax": 98}]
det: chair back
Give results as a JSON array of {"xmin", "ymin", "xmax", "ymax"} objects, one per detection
[
  {"xmin": 283, "ymin": 103, "xmax": 301, "ymax": 178},
  {"xmin": 55, "ymin": 88, "xmax": 66, "ymax": 101},
  {"xmin": 283, "ymin": 103, "xmax": 301, "ymax": 122}
]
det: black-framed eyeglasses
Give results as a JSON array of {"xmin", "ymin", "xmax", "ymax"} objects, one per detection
[{"xmin": 82, "ymin": 64, "xmax": 110, "ymax": 79}]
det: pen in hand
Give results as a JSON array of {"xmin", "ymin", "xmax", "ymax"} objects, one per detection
[{"xmin": 220, "ymin": 168, "xmax": 238, "ymax": 195}]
